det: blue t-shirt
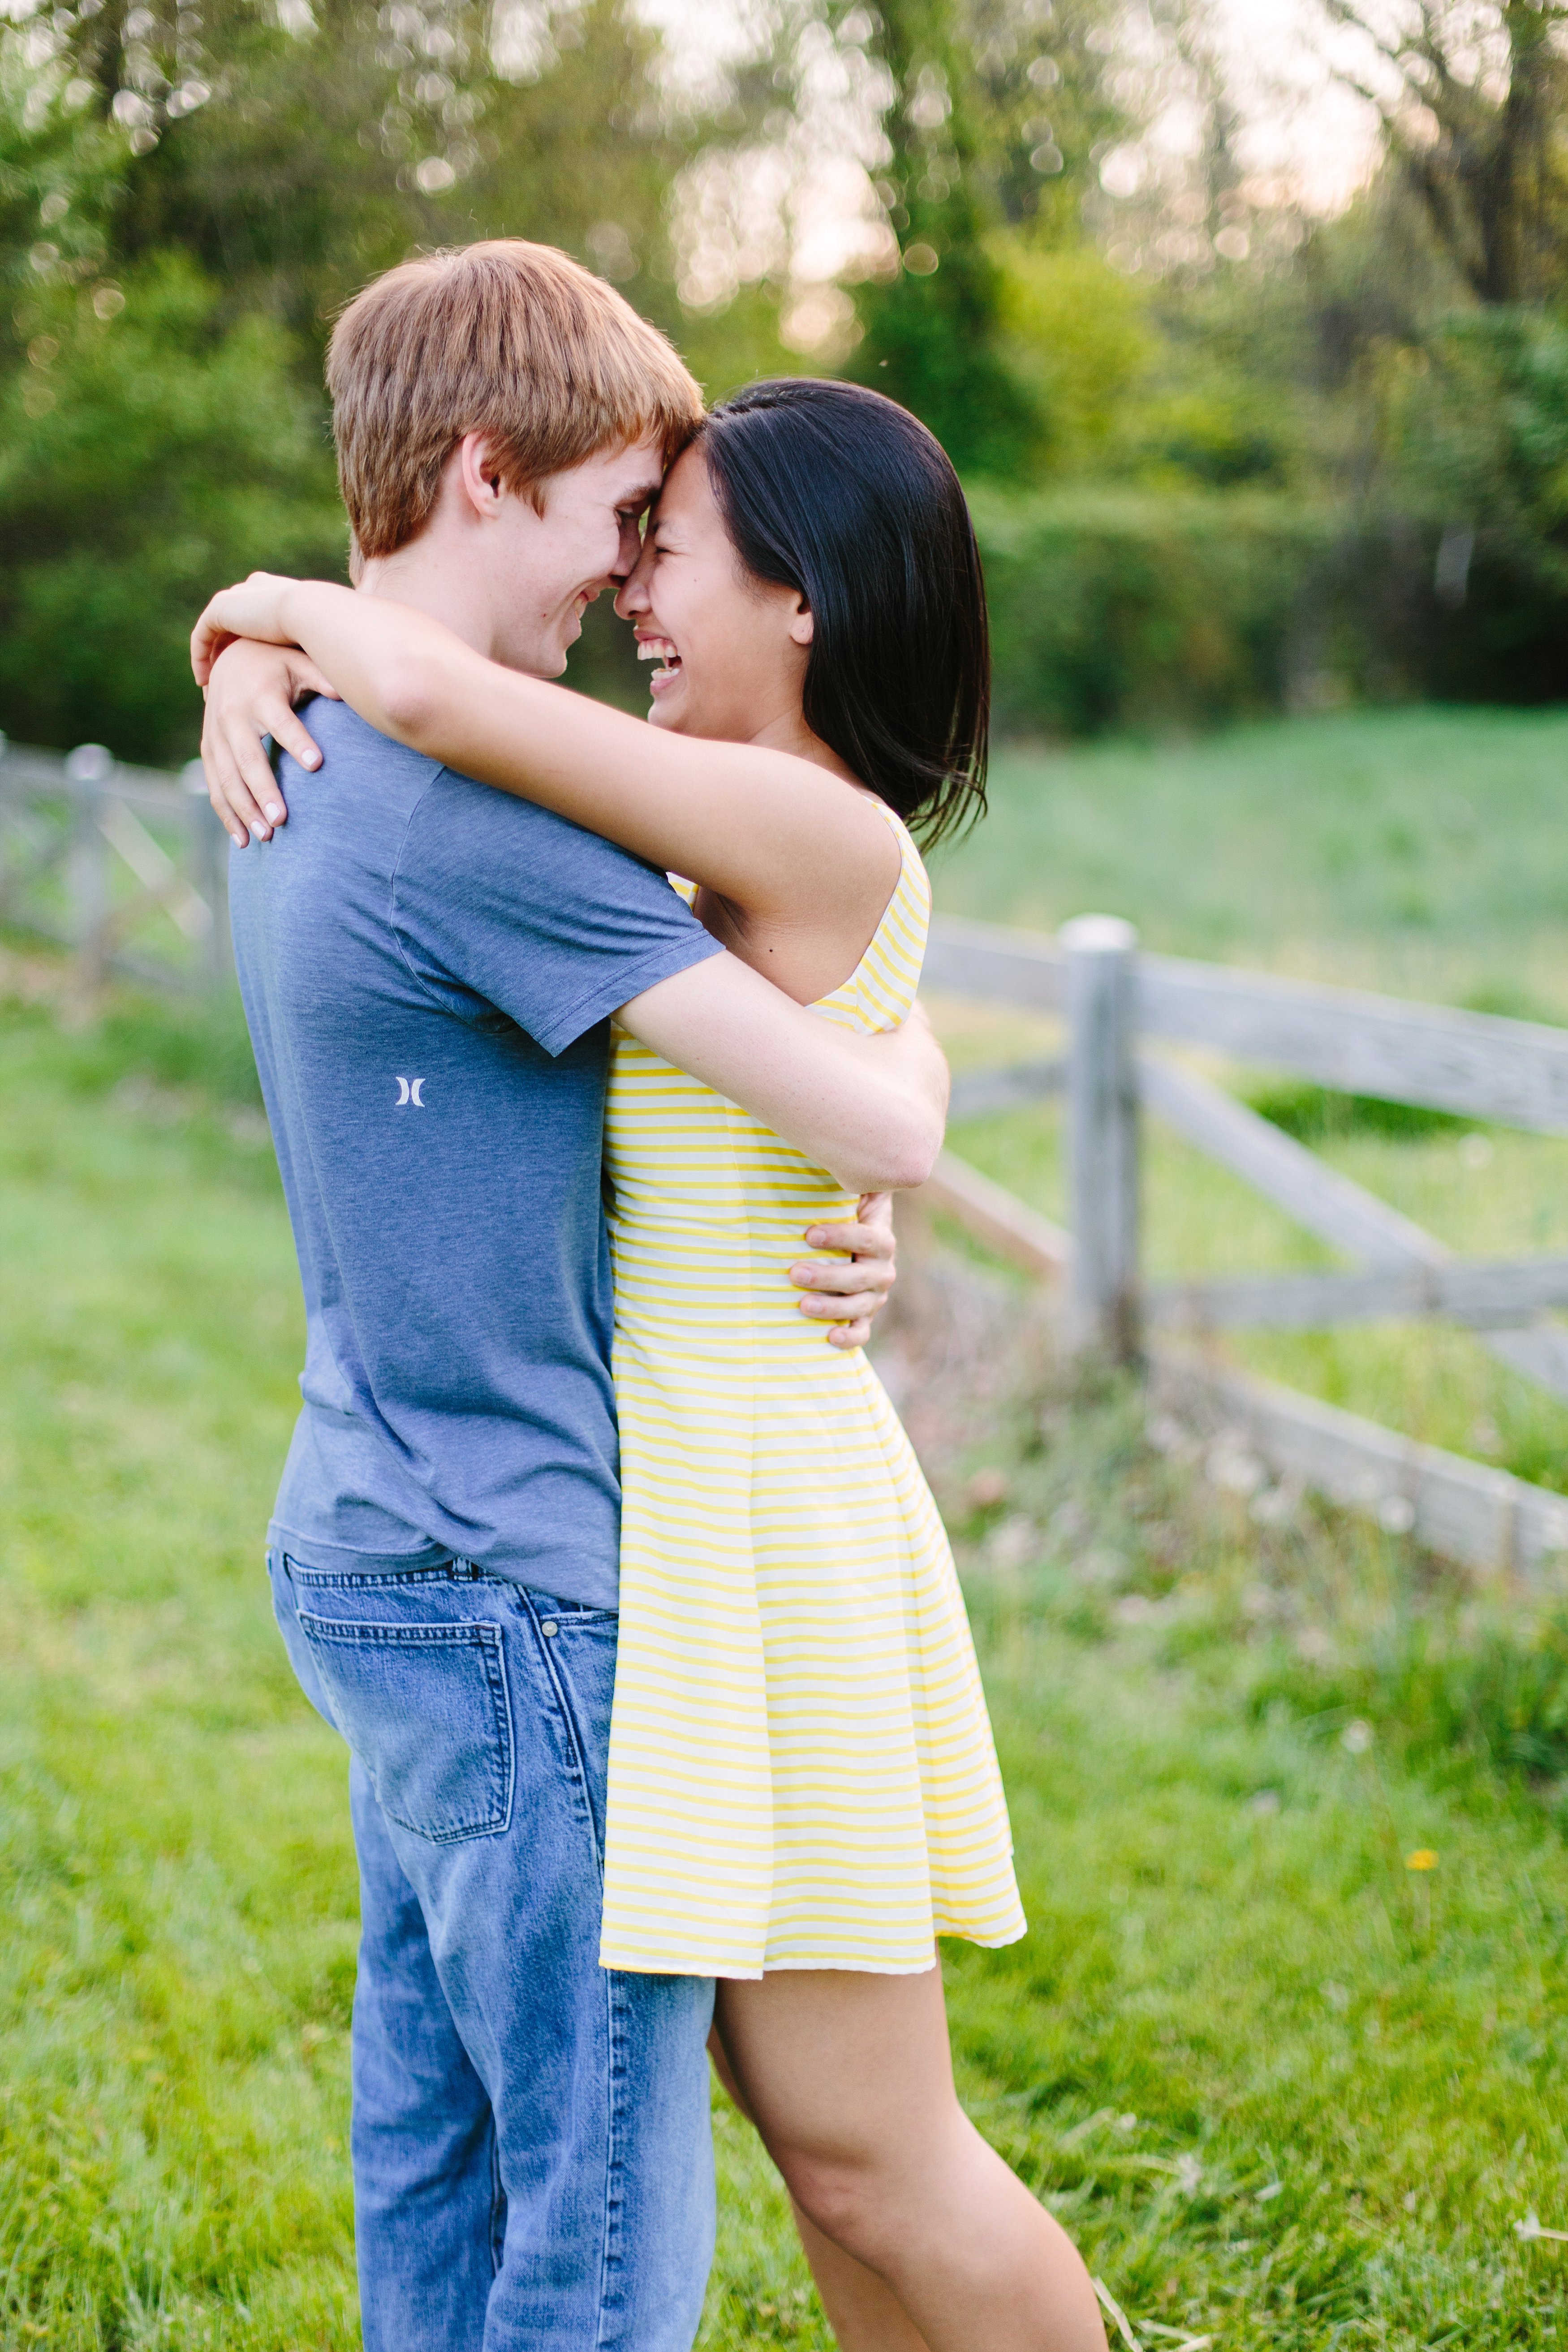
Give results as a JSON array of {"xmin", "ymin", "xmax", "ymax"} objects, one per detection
[{"xmin": 229, "ymin": 699, "xmax": 721, "ymax": 1608}]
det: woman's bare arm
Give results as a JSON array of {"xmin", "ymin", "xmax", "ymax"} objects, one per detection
[{"xmin": 194, "ymin": 576, "xmax": 898, "ymax": 944}]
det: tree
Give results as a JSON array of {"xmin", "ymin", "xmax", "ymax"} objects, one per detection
[
  {"xmin": 844, "ymin": 0, "xmax": 1125, "ymax": 478},
  {"xmin": 1322, "ymin": 0, "xmax": 1568, "ymax": 303},
  {"xmin": 8, "ymin": 0, "xmax": 697, "ymax": 353}
]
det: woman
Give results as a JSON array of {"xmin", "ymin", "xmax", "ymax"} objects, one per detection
[{"xmin": 195, "ymin": 379, "xmax": 1105, "ymax": 2352}]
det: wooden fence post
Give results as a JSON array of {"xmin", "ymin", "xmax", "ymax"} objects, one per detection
[
  {"xmin": 1063, "ymin": 913, "xmax": 1141, "ymax": 1361},
  {"xmin": 65, "ymin": 742, "xmax": 112, "ymax": 981},
  {"xmin": 183, "ymin": 761, "xmax": 233, "ymax": 986}
]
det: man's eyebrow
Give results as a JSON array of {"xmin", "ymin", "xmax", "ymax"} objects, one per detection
[{"xmin": 619, "ymin": 477, "xmax": 664, "ymax": 509}]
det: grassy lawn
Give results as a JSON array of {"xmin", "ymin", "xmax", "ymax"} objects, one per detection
[
  {"xmin": 928, "ymin": 706, "xmax": 1568, "ymax": 1491},
  {"xmin": 932, "ymin": 705, "xmax": 1568, "ymax": 1013},
  {"xmin": 3, "ymin": 935, "xmax": 1568, "ymax": 2346}
]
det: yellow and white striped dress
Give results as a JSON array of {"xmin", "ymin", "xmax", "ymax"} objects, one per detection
[{"xmin": 599, "ymin": 803, "xmax": 1026, "ymax": 1977}]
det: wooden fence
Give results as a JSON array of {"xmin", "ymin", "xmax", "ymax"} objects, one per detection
[
  {"xmin": 0, "ymin": 737, "xmax": 232, "ymax": 992},
  {"xmin": 922, "ymin": 913, "xmax": 1568, "ymax": 1585}
]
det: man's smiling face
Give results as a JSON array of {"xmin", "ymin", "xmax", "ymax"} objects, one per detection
[{"xmin": 494, "ymin": 435, "xmax": 669, "ymax": 678}]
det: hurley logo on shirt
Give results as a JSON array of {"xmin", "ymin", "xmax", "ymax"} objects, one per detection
[{"xmin": 394, "ymin": 1077, "xmax": 427, "ymax": 1107}]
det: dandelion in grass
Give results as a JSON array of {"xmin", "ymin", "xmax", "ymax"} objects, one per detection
[{"xmin": 1406, "ymin": 1847, "xmax": 1438, "ymax": 1934}]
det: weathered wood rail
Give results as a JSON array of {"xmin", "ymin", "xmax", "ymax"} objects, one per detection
[
  {"xmin": 0, "ymin": 736, "xmax": 231, "ymax": 991},
  {"xmin": 924, "ymin": 912, "xmax": 1568, "ymax": 1584}
]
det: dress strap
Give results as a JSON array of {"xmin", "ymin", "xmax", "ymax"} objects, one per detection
[{"xmin": 835, "ymin": 802, "xmax": 930, "ymax": 1032}]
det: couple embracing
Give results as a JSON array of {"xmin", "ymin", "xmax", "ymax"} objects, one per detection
[{"xmin": 194, "ymin": 239, "xmax": 1104, "ymax": 2352}]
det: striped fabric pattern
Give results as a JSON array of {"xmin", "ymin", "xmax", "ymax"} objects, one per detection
[{"xmin": 599, "ymin": 806, "xmax": 1026, "ymax": 1977}]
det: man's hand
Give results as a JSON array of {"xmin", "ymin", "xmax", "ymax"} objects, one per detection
[
  {"xmin": 202, "ymin": 638, "xmax": 339, "ymax": 847},
  {"xmin": 789, "ymin": 1192, "xmax": 897, "ymax": 1349}
]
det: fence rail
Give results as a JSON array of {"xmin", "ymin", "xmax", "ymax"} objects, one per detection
[
  {"xmin": 929, "ymin": 916, "xmax": 1568, "ymax": 1133},
  {"xmin": 925, "ymin": 911, "xmax": 1568, "ymax": 1583},
  {"xmin": 0, "ymin": 737, "xmax": 232, "ymax": 992}
]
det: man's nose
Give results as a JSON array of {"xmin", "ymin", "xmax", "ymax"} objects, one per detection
[
  {"xmin": 614, "ymin": 548, "xmax": 652, "ymax": 620},
  {"xmin": 612, "ymin": 513, "xmax": 646, "ymax": 582}
]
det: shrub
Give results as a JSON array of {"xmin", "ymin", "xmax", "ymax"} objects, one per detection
[
  {"xmin": 969, "ymin": 487, "xmax": 1340, "ymax": 737},
  {"xmin": 970, "ymin": 481, "xmax": 1568, "ymax": 738},
  {"xmin": 0, "ymin": 257, "xmax": 345, "ymax": 765}
]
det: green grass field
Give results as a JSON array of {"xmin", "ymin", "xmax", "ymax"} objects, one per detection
[
  {"xmin": 932, "ymin": 706, "xmax": 1568, "ymax": 1011},
  {"xmin": 930, "ymin": 706, "xmax": 1568, "ymax": 1490}
]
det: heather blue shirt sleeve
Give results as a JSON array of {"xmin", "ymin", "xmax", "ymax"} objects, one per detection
[{"xmin": 391, "ymin": 767, "xmax": 722, "ymax": 1053}]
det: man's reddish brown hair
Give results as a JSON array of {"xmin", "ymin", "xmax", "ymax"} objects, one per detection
[{"xmin": 327, "ymin": 239, "xmax": 705, "ymax": 560}]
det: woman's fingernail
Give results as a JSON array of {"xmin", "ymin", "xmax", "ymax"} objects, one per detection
[
  {"xmin": 303, "ymin": 751, "xmax": 320, "ymax": 768},
  {"xmin": 265, "ymin": 803, "xmax": 284, "ymax": 821},
  {"xmin": 249, "ymin": 823, "xmax": 270, "ymax": 842}
]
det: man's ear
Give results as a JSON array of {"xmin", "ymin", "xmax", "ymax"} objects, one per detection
[
  {"xmin": 787, "ymin": 592, "xmax": 814, "ymax": 649},
  {"xmin": 457, "ymin": 431, "xmax": 508, "ymax": 522}
]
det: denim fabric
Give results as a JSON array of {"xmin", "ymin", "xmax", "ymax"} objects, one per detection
[{"xmin": 268, "ymin": 1551, "xmax": 715, "ymax": 2352}]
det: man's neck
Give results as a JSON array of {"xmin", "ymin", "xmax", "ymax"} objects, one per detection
[{"xmin": 357, "ymin": 545, "xmax": 515, "ymax": 668}]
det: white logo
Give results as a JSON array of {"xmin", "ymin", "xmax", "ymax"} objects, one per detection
[{"xmin": 394, "ymin": 1076, "xmax": 426, "ymax": 1107}]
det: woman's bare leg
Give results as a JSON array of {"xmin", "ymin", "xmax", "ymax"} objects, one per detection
[
  {"xmin": 713, "ymin": 1969, "xmax": 1106, "ymax": 2352},
  {"xmin": 788, "ymin": 2198, "xmax": 935, "ymax": 2351},
  {"xmin": 709, "ymin": 2025, "xmax": 933, "ymax": 2349}
]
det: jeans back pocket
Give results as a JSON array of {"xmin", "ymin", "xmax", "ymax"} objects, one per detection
[{"xmin": 296, "ymin": 1614, "xmax": 515, "ymax": 1844}]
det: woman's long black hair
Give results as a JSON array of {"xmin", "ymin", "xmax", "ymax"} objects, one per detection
[{"xmin": 697, "ymin": 378, "xmax": 988, "ymax": 849}]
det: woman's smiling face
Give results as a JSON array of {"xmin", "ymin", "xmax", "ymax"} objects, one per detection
[{"xmin": 613, "ymin": 441, "xmax": 813, "ymax": 744}]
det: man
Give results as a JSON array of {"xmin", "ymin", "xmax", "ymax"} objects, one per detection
[{"xmin": 204, "ymin": 241, "xmax": 945, "ymax": 2350}]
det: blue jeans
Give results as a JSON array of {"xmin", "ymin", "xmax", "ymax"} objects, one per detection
[{"xmin": 268, "ymin": 1551, "xmax": 715, "ymax": 2352}]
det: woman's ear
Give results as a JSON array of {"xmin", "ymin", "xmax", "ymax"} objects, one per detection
[{"xmin": 788, "ymin": 593, "xmax": 814, "ymax": 649}]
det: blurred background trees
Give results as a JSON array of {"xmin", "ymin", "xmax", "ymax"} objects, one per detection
[{"xmin": 4, "ymin": 0, "xmax": 1568, "ymax": 761}]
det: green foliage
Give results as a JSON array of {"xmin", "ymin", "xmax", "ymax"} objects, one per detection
[
  {"xmin": 8, "ymin": 0, "xmax": 1568, "ymax": 752},
  {"xmin": 853, "ymin": 238, "xmax": 1042, "ymax": 476},
  {"xmin": 971, "ymin": 483, "xmax": 1337, "ymax": 735},
  {"xmin": 0, "ymin": 255, "xmax": 344, "ymax": 762},
  {"xmin": 1371, "ymin": 304, "xmax": 1568, "ymax": 702},
  {"xmin": 985, "ymin": 242, "xmax": 1304, "ymax": 491},
  {"xmin": 1327, "ymin": 0, "xmax": 1568, "ymax": 308},
  {"xmin": 988, "ymin": 238, "xmax": 1154, "ymax": 472},
  {"xmin": 33, "ymin": 981, "xmax": 264, "ymax": 1109},
  {"xmin": 22, "ymin": 0, "xmax": 686, "ymax": 352},
  {"xmin": 845, "ymin": 0, "xmax": 1125, "ymax": 478}
]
